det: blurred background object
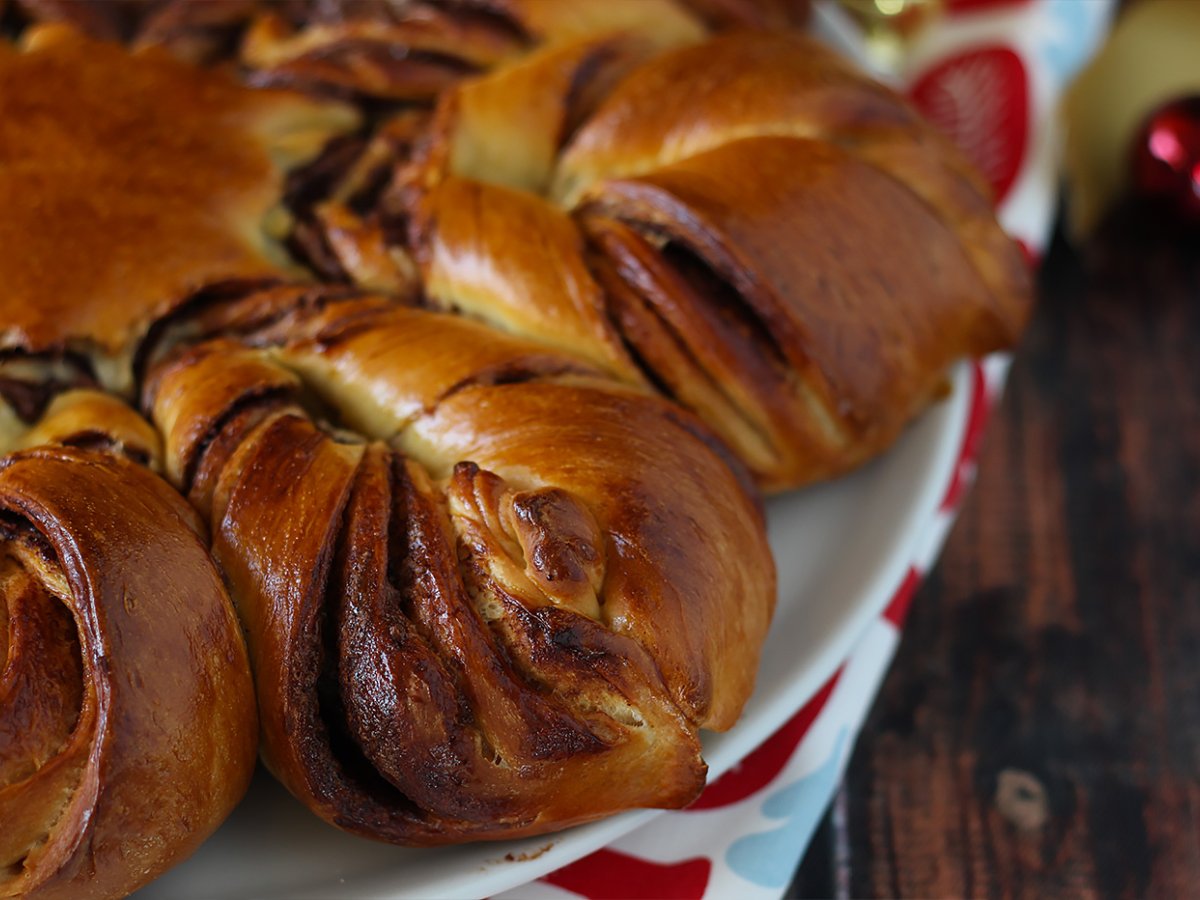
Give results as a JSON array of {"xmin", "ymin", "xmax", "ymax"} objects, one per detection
[
  {"xmin": 1062, "ymin": 0, "xmax": 1200, "ymax": 235},
  {"xmin": 835, "ymin": 0, "xmax": 945, "ymax": 70},
  {"xmin": 1128, "ymin": 96, "xmax": 1200, "ymax": 224}
]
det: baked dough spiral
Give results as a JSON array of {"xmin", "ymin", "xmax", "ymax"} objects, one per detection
[
  {"xmin": 141, "ymin": 285, "xmax": 773, "ymax": 843},
  {"xmin": 0, "ymin": 390, "xmax": 257, "ymax": 899}
]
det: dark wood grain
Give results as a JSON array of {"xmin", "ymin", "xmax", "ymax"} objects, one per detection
[{"xmin": 790, "ymin": 214, "xmax": 1200, "ymax": 899}]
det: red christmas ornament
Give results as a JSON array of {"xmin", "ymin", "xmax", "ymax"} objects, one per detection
[{"xmin": 1130, "ymin": 95, "xmax": 1200, "ymax": 223}]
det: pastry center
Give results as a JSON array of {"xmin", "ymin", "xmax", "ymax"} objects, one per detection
[{"xmin": 0, "ymin": 25, "xmax": 358, "ymax": 375}]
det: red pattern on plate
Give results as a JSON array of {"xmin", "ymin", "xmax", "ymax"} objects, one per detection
[
  {"xmin": 686, "ymin": 669, "xmax": 842, "ymax": 811},
  {"xmin": 940, "ymin": 361, "xmax": 991, "ymax": 512},
  {"xmin": 910, "ymin": 47, "xmax": 1029, "ymax": 203},
  {"xmin": 540, "ymin": 850, "xmax": 712, "ymax": 900},
  {"xmin": 1016, "ymin": 238, "xmax": 1043, "ymax": 269},
  {"xmin": 882, "ymin": 568, "xmax": 923, "ymax": 629}
]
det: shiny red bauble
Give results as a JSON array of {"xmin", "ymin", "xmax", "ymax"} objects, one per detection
[{"xmin": 1130, "ymin": 95, "xmax": 1200, "ymax": 223}]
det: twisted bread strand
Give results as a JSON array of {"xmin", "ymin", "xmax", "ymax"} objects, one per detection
[
  {"xmin": 0, "ymin": 434, "xmax": 256, "ymax": 898},
  {"xmin": 388, "ymin": 30, "xmax": 1031, "ymax": 491},
  {"xmin": 0, "ymin": 355, "xmax": 257, "ymax": 898},
  {"xmin": 143, "ymin": 290, "xmax": 773, "ymax": 844}
]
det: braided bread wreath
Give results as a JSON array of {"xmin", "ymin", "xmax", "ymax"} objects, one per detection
[{"xmin": 0, "ymin": 0, "xmax": 1030, "ymax": 896}]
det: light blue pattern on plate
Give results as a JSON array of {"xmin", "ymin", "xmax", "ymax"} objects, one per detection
[
  {"xmin": 724, "ymin": 730, "xmax": 849, "ymax": 889},
  {"xmin": 1040, "ymin": 0, "xmax": 1115, "ymax": 84}
]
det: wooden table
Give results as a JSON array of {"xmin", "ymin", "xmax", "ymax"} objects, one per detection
[{"xmin": 788, "ymin": 213, "xmax": 1200, "ymax": 898}]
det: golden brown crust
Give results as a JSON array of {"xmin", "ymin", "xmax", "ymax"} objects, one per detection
[
  {"xmin": 552, "ymin": 31, "xmax": 926, "ymax": 201},
  {"xmin": 412, "ymin": 177, "xmax": 642, "ymax": 382},
  {"xmin": 144, "ymin": 296, "xmax": 774, "ymax": 845},
  {"xmin": 0, "ymin": 25, "xmax": 357, "ymax": 367},
  {"xmin": 678, "ymin": 0, "xmax": 810, "ymax": 28},
  {"xmin": 7, "ymin": 390, "xmax": 164, "ymax": 470},
  {"xmin": 419, "ymin": 33, "xmax": 663, "ymax": 196},
  {"xmin": 475, "ymin": 0, "xmax": 705, "ymax": 45},
  {"xmin": 401, "ymin": 29, "xmax": 1031, "ymax": 490},
  {"xmin": 578, "ymin": 135, "xmax": 1009, "ymax": 487},
  {"xmin": 0, "ymin": 446, "xmax": 257, "ymax": 900},
  {"xmin": 238, "ymin": 6, "xmax": 524, "ymax": 101},
  {"xmin": 553, "ymin": 32, "xmax": 1028, "ymax": 326}
]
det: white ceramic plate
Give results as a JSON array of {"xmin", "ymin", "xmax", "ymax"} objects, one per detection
[{"xmin": 137, "ymin": 361, "xmax": 970, "ymax": 900}]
